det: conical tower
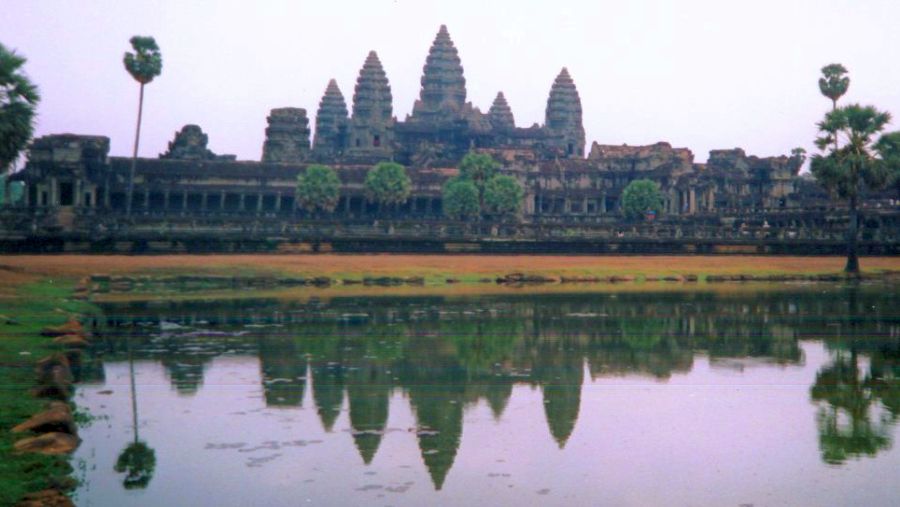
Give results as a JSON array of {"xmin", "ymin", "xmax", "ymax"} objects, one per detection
[
  {"xmin": 544, "ymin": 68, "xmax": 585, "ymax": 157},
  {"xmin": 349, "ymin": 51, "xmax": 394, "ymax": 155},
  {"xmin": 488, "ymin": 92, "xmax": 515, "ymax": 130},
  {"xmin": 313, "ymin": 79, "xmax": 349, "ymax": 158},
  {"xmin": 410, "ymin": 25, "xmax": 467, "ymax": 123}
]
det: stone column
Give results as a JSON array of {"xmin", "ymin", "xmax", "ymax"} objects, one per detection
[
  {"xmin": 201, "ymin": 192, "xmax": 208, "ymax": 212},
  {"xmin": 74, "ymin": 179, "xmax": 83, "ymax": 207},
  {"xmin": 163, "ymin": 190, "xmax": 170, "ymax": 211},
  {"xmin": 257, "ymin": 193, "xmax": 264, "ymax": 213},
  {"xmin": 50, "ymin": 177, "xmax": 58, "ymax": 206},
  {"xmin": 689, "ymin": 188, "xmax": 697, "ymax": 214},
  {"xmin": 143, "ymin": 189, "xmax": 150, "ymax": 211},
  {"xmin": 600, "ymin": 193, "xmax": 607, "ymax": 214},
  {"xmin": 239, "ymin": 193, "xmax": 246, "ymax": 212},
  {"xmin": 275, "ymin": 193, "xmax": 282, "ymax": 211},
  {"xmin": 220, "ymin": 190, "xmax": 226, "ymax": 211},
  {"xmin": 182, "ymin": 191, "xmax": 188, "ymax": 211}
]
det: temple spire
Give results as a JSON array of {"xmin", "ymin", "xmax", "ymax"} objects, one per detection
[
  {"xmin": 410, "ymin": 25, "xmax": 467, "ymax": 122},
  {"xmin": 349, "ymin": 51, "xmax": 394, "ymax": 154},
  {"xmin": 313, "ymin": 79, "xmax": 349, "ymax": 157},
  {"xmin": 544, "ymin": 67, "xmax": 585, "ymax": 157},
  {"xmin": 488, "ymin": 92, "xmax": 515, "ymax": 130}
]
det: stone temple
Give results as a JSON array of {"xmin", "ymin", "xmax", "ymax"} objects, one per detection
[{"xmin": 2, "ymin": 25, "xmax": 897, "ymax": 253}]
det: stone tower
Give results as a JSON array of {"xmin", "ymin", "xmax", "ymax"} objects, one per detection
[
  {"xmin": 488, "ymin": 92, "xmax": 515, "ymax": 130},
  {"xmin": 262, "ymin": 108, "xmax": 311, "ymax": 163},
  {"xmin": 313, "ymin": 79, "xmax": 350, "ymax": 158},
  {"xmin": 410, "ymin": 25, "xmax": 467, "ymax": 123},
  {"xmin": 349, "ymin": 51, "xmax": 394, "ymax": 155},
  {"xmin": 544, "ymin": 68, "xmax": 585, "ymax": 158}
]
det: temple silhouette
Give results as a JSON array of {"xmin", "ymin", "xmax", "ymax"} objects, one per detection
[{"xmin": 3, "ymin": 26, "xmax": 898, "ymax": 253}]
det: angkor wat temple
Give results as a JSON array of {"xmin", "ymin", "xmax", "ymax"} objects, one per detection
[{"xmin": 2, "ymin": 25, "xmax": 898, "ymax": 253}]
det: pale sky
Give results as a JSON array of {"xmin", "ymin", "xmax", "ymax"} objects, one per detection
[{"xmin": 4, "ymin": 0, "xmax": 899, "ymax": 167}]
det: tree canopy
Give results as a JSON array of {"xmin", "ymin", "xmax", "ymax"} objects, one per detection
[
  {"xmin": 458, "ymin": 151, "xmax": 499, "ymax": 194},
  {"xmin": 296, "ymin": 164, "xmax": 341, "ymax": 215},
  {"xmin": 484, "ymin": 174, "xmax": 524, "ymax": 217},
  {"xmin": 620, "ymin": 179, "xmax": 664, "ymax": 219},
  {"xmin": 364, "ymin": 161, "xmax": 411, "ymax": 208},
  {"xmin": 818, "ymin": 63, "xmax": 850, "ymax": 109},
  {"xmin": 0, "ymin": 43, "xmax": 40, "ymax": 175},
  {"xmin": 443, "ymin": 177, "xmax": 480, "ymax": 220},
  {"xmin": 123, "ymin": 36, "xmax": 162, "ymax": 85}
]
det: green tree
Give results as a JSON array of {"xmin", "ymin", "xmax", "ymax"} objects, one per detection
[
  {"xmin": 123, "ymin": 36, "xmax": 162, "ymax": 215},
  {"xmin": 442, "ymin": 177, "xmax": 480, "ymax": 221},
  {"xmin": 620, "ymin": 179, "xmax": 664, "ymax": 220},
  {"xmin": 458, "ymin": 151, "xmax": 499, "ymax": 209},
  {"xmin": 364, "ymin": 161, "xmax": 411, "ymax": 214},
  {"xmin": 811, "ymin": 104, "xmax": 899, "ymax": 273},
  {"xmin": 819, "ymin": 63, "xmax": 850, "ymax": 111},
  {"xmin": 483, "ymin": 174, "xmax": 524, "ymax": 218},
  {"xmin": 296, "ymin": 164, "xmax": 341, "ymax": 216},
  {"xmin": 0, "ymin": 43, "xmax": 40, "ymax": 175}
]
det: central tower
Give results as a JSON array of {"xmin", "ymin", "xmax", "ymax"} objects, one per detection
[{"xmin": 409, "ymin": 25, "xmax": 467, "ymax": 124}]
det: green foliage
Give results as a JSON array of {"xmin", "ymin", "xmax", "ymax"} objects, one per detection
[
  {"xmin": 442, "ymin": 177, "xmax": 480, "ymax": 220},
  {"xmin": 811, "ymin": 104, "xmax": 895, "ymax": 200},
  {"xmin": 483, "ymin": 174, "xmax": 524, "ymax": 217},
  {"xmin": 0, "ymin": 43, "xmax": 40, "ymax": 175},
  {"xmin": 123, "ymin": 36, "xmax": 162, "ymax": 85},
  {"xmin": 364, "ymin": 162, "xmax": 411, "ymax": 207},
  {"xmin": 818, "ymin": 63, "xmax": 850, "ymax": 107},
  {"xmin": 114, "ymin": 441, "xmax": 156, "ymax": 489},
  {"xmin": 458, "ymin": 151, "xmax": 499, "ymax": 193},
  {"xmin": 296, "ymin": 164, "xmax": 341, "ymax": 215},
  {"xmin": 620, "ymin": 179, "xmax": 664, "ymax": 219}
]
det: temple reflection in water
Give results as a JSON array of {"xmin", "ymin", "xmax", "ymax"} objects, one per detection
[{"xmin": 87, "ymin": 287, "xmax": 899, "ymax": 490}]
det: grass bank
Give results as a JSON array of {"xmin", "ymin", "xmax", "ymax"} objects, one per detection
[
  {"xmin": 2, "ymin": 254, "xmax": 898, "ymax": 286},
  {"xmin": 0, "ymin": 278, "xmax": 96, "ymax": 505}
]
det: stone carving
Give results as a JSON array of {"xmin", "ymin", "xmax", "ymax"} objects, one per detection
[{"xmin": 262, "ymin": 108, "xmax": 310, "ymax": 163}]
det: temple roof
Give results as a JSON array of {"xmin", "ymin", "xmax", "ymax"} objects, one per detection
[
  {"xmin": 352, "ymin": 51, "xmax": 393, "ymax": 124},
  {"xmin": 314, "ymin": 79, "xmax": 349, "ymax": 150},
  {"xmin": 488, "ymin": 92, "xmax": 515, "ymax": 130},
  {"xmin": 410, "ymin": 25, "xmax": 467, "ymax": 122},
  {"xmin": 545, "ymin": 67, "xmax": 583, "ymax": 131}
]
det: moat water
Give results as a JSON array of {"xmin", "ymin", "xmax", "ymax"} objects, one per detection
[{"xmin": 72, "ymin": 284, "xmax": 900, "ymax": 506}]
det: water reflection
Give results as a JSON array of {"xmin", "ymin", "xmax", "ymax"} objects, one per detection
[
  {"xmin": 88, "ymin": 286, "xmax": 898, "ymax": 492},
  {"xmin": 114, "ymin": 337, "xmax": 156, "ymax": 489}
]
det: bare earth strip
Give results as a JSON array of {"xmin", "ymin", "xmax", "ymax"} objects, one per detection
[{"xmin": 1, "ymin": 254, "xmax": 898, "ymax": 289}]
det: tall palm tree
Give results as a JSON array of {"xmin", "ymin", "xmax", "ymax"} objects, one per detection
[
  {"xmin": 811, "ymin": 104, "xmax": 895, "ymax": 274},
  {"xmin": 0, "ymin": 43, "xmax": 40, "ymax": 175},
  {"xmin": 818, "ymin": 63, "xmax": 850, "ymax": 111},
  {"xmin": 123, "ymin": 36, "xmax": 162, "ymax": 215}
]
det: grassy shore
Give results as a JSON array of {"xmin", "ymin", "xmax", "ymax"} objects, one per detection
[
  {"xmin": 1, "ymin": 254, "xmax": 898, "ymax": 286},
  {"xmin": 0, "ymin": 279, "xmax": 95, "ymax": 505}
]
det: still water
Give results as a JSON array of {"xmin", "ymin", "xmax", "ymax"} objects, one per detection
[{"xmin": 72, "ymin": 285, "xmax": 899, "ymax": 506}]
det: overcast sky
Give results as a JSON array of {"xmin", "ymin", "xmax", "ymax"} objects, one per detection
[{"xmin": 5, "ymin": 0, "xmax": 899, "ymax": 167}]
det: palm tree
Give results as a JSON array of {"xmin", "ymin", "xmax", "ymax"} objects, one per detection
[
  {"xmin": 0, "ymin": 43, "xmax": 40, "ymax": 175},
  {"xmin": 818, "ymin": 63, "xmax": 850, "ymax": 111},
  {"xmin": 123, "ymin": 36, "xmax": 162, "ymax": 215},
  {"xmin": 811, "ymin": 104, "xmax": 895, "ymax": 274}
]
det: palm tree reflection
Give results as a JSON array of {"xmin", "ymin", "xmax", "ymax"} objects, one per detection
[{"xmin": 114, "ymin": 335, "xmax": 157, "ymax": 489}]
